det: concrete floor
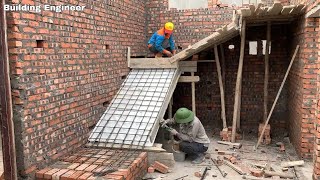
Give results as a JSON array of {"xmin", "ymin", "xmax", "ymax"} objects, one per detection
[{"xmin": 144, "ymin": 132, "xmax": 313, "ymax": 180}]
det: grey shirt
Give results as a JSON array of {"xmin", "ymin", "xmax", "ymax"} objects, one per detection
[{"xmin": 168, "ymin": 116, "xmax": 210, "ymax": 145}]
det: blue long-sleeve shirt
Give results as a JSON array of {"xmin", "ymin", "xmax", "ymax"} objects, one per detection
[{"xmin": 148, "ymin": 28, "xmax": 175, "ymax": 52}]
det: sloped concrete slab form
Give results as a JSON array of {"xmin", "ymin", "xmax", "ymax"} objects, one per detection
[{"xmin": 89, "ymin": 69, "xmax": 178, "ymax": 147}]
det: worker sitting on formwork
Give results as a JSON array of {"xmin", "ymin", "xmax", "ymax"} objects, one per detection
[
  {"xmin": 161, "ymin": 108, "xmax": 210, "ymax": 164},
  {"xmin": 147, "ymin": 22, "xmax": 176, "ymax": 57}
]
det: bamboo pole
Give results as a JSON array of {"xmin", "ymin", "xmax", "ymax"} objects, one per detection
[
  {"xmin": 231, "ymin": 20, "xmax": 246, "ymax": 143},
  {"xmin": 191, "ymin": 72, "xmax": 196, "ymax": 114},
  {"xmin": 214, "ymin": 45, "xmax": 227, "ymax": 128},
  {"xmin": 256, "ymin": 45, "xmax": 300, "ymax": 149},
  {"xmin": 263, "ymin": 22, "xmax": 271, "ymax": 122}
]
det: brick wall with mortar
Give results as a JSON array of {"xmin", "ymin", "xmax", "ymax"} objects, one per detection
[
  {"xmin": 288, "ymin": 16, "xmax": 319, "ymax": 159},
  {"xmin": 172, "ymin": 25, "xmax": 290, "ymax": 131},
  {"xmin": 315, "ymin": 17, "xmax": 320, "ymax": 178},
  {"xmin": 5, "ymin": 0, "xmax": 147, "ymax": 178}
]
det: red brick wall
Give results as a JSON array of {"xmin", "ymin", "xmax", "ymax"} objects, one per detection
[
  {"xmin": 289, "ymin": 16, "xmax": 319, "ymax": 159},
  {"xmin": 5, "ymin": 0, "xmax": 147, "ymax": 178},
  {"xmin": 312, "ymin": 17, "xmax": 320, "ymax": 180}
]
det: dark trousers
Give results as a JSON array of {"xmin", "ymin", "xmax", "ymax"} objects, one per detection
[{"xmin": 179, "ymin": 141, "xmax": 208, "ymax": 157}]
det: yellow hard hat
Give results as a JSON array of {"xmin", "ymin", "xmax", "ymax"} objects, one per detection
[{"xmin": 164, "ymin": 22, "xmax": 174, "ymax": 33}]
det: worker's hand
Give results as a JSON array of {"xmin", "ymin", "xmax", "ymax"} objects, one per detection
[
  {"xmin": 169, "ymin": 128, "xmax": 178, "ymax": 135},
  {"xmin": 172, "ymin": 50, "xmax": 176, "ymax": 55},
  {"xmin": 163, "ymin": 50, "xmax": 173, "ymax": 57},
  {"xmin": 147, "ymin": 44, "xmax": 152, "ymax": 48}
]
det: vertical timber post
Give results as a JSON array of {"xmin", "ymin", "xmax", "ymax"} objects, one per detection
[
  {"xmin": 263, "ymin": 22, "xmax": 271, "ymax": 122},
  {"xmin": 231, "ymin": 20, "xmax": 246, "ymax": 143},
  {"xmin": 214, "ymin": 45, "xmax": 227, "ymax": 128},
  {"xmin": 0, "ymin": 1, "xmax": 18, "ymax": 179}
]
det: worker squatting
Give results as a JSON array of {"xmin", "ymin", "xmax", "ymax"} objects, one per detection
[{"xmin": 4, "ymin": 4, "xmax": 85, "ymax": 12}]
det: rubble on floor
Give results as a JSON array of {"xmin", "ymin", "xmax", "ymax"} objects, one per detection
[{"xmin": 144, "ymin": 133, "xmax": 312, "ymax": 180}]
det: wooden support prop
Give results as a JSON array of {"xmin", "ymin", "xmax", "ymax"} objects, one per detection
[
  {"xmin": 224, "ymin": 160, "xmax": 245, "ymax": 175},
  {"xmin": 264, "ymin": 170, "xmax": 295, "ymax": 179},
  {"xmin": 214, "ymin": 45, "xmax": 227, "ymax": 128},
  {"xmin": 219, "ymin": 45, "xmax": 226, "ymax": 90},
  {"xmin": 191, "ymin": 72, "xmax": 196, "ymax": 114},
  {"xmin": 127, "ymin": 47, "xmax": 131, "ymax": 68},
  {"xmin": 281, "ymin": 5, "xmax": 295, "ymax": 15},
  {"xmin": 178, "ymin": 76, "xmax": 200, "ymax": 83},
  {"xmin": 169, "ymin": 98, "xmax": 173, "ymax": 119},
  {"xmin": 256, "ymin": 45, "xmax": 299, "ymax": 149},
  {"xmin": 231, "ymin": 20, "xmax": 246, "ymax": 143},
  {"xmin": 0, "ymin": 1, "xmax": 18, "ymax": 179},
  {"xmin": 263, "ymin": 22, "xmax": 271, "ymax": 122},
  {"xmin": 237, "ymin": 83, "xmax": 242, "ymax": 130},
  {"xmin": 217, "ymin": 141, "xmax": 242, "ymax": 149},
  {"xmin": 281, "ymin": 160, "xmax": 304, "ymax": 168},
  {"xmin": 289, "ymin": 4, "xmax": 305, "ymax": 15}
]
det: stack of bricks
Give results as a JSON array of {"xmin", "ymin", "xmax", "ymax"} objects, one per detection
[
  {"xmin": 220, "ymin": 127, "xmax": 242, "ymax": 142},
  {"xmin": 258, "ymin": 124, "xmax": 271, "ymax": 145},
  {"xmin": 35, "ymin": 148, "xmax": 147, "ymax": 180}
]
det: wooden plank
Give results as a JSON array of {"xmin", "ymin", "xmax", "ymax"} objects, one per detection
[
  {"xmin": 263, "ymin": 22, "xmax": 271, "ymax": 122},
  {"xmin": 249, "ymin": 4, "xmax": 255, "ymax": 15},
  {"xmin": 178, "ymin": 76, "xmax": 200, "ymax": 83},
  {"xmin": 281, "ymin": 5, "xmax": 295, "ymax": 15},
  {"xmin": 168, "ymin": 98, "xmax": 173, "ymax": 119},
  {"xmin": 129, "ymin": 58, "xmax": 178, "ymax": 69},
  {"xmin": 197, "ymin": 60, "xmax": 216, "ymax": 63},
  {"xmin": 231, "ymin": 20, "xmax": 246, "ymax": 143},
  {"xmin": 306, "ymin": 5, "xmax": 320, "ymax": 18},
  {"xmin": 237, "ymin": 83, "xmax": 242, "ymax": 130},
  {"xmin": 217, "ymin": 141, "xmax": 242, "ymax": 148},
  {"xmin": 281, "ymin": 160, "xmax": 304, "ymax": 168},
  {"xmin": 169, "ymin": 23, "xmax": 239, "ymax": 63},
  {"xmin": 219, "ymin": 45, "xmax": 226, "ymax": 91},
  {"xmin": 267, "ymin": 2, "xmax": 283, "ymax": 15},
  {"xmin": 289, "ymin": 4, "xmax": 305, "ymax": 15},
  {"xmin": 256, "ymin": 45, "xmax": 299, "ymax": 149},
  {"xmin": 214, "ymin": 45, "xmax": 227, "ymax": 129},
  {"xmin": 257, "ymin": 7, "xmax": 268, "ymax": 16},
  {"xmin": 0, "ymin": 1, "xmax": 18, "ymax": 179},
  {"xmin": 224, "ymin": 161, "xmax": 245, "ymax": 175},
  {"xmin": 179, "ymin": 61, "xmax": 197, "ymax": 72},
  {"xmin": 127, "ymin": 47, "xmax": 131, "ymax": 68},
  {"xmin": 254, "ymin": 3, "xmax": 263, "ymax": 15},
  {"xmin": 191, "ymin": 72, "xmax": 196, "ymax": 114},
  {"xmin": 240, "ymin": 8, "xmax": 252, "ymax": 17},
  {"xmin": 264, "ymin": 171, "xmax": 295, "ymax": 178}
]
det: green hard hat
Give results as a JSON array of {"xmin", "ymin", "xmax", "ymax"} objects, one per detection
[{"xmin": 174, "ymin": 108, "xmax": 194, "ymax": 124}]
